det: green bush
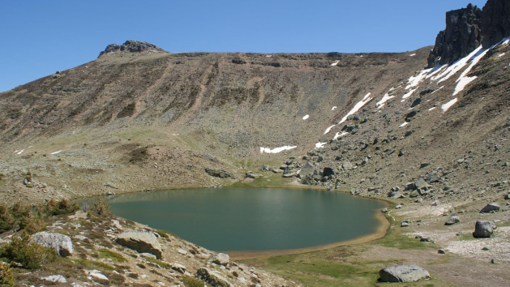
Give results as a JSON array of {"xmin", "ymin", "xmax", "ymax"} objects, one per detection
[
  {"xmin": 0, "ymin": 204, "xmax": 15, "ymax": 233},
  {"xmin": 182, "ymin": 276, "xmax": 204, "ymax": 287},
  {"xmin": 0, "ymin": 262, "xmax": 15, "ymax": 287},
  {"xmin": 88, "ymin": 197, "xmax": 111, "ymax": 218},
  {"xmin": 46, "ymin": 198, "xmax": 79, "ymax": 216},
  {"xmin": 0, "ymin": 232, "xmax": 57, "ymax": 270}
]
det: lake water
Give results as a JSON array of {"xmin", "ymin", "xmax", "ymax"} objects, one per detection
[{"xmin": 107, "ymin": 188, "xmax": 385, "ymax": 252}]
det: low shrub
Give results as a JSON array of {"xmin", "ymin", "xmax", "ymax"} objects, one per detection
[
  {"xmin": 0, "ymin": 262, "xmax": 15, "ymax": 287},
  {"xmin": 182, "ymin": 276, "xmax": 204, "ymax": 287},
  {"xmin": 0, "ymin": 232, "xmax": 57, "ymax": 270}
]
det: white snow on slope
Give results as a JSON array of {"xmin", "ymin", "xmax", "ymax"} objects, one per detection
[
  {"xmin": 331, "ymin": 106, "xmax": 337, "ymax": 111},
  {"xmin": 16, "ymin": 149, "xmax": 25, "ymax": 155},
  {"xmin": 302, "ymin": 114, "xmax": 309, "ymax": 120},
  {"xmin": 401, "ymin": 89, "xmax": 416, "ymax": 102},
  {"xmin": 442, "ymin": 98, "xmax": 458, "ymax": 112},
  {"xmin": 399, "ymin": 122, "xmax": 408, "ymax": 127},
  {"xmin": 376, "ymin": 93, "xmax": 394, "ymax": 109},
  {"xmin": 51, "ymin": 150, "xmax": 63, "ymax": 155},
  {"xmin": 433, "ymin": 46, "xmax": 484, "ymax": 83},
  {"xmin": 315, "ymin": 142, "xmax": 327, "ymax": 149},
  {"xmin": 409, "ymin": 53, "xmax": 416, "ymax": 57},
  {"xmin": 260, "ymin": 146, "xmax": 297, "ymax": 154},
  {"xmin": 453, "ymin": 76, "xmax": 477, "ymax": 96},
  {"xmin": 453, "ymin": 46, "xmax": 490, "ymax": 95},
  {"xmin": 499, "ymin": 53, "xmax": 506, "ymax": 57},
  {"xmin": 333, "ymin": 131, "xmax": 349, "ymax": 140},
  {"xmin": 331, "ymin": 61, "xmax": 339, "ymax": 66},
  {"xmin": 406, "ymin": 69, "xmax": 431, "ymax": 90},
  {"xmin": 337, "ymin": 93, "xmax": 372, "ymax": 125},
  {"xmin": 324, "ymin": 125, "xmax": 336, "ymax": 135},
  {"xmin": 428, "ymin": 107, "xmax": 436, "ymax": 111}
]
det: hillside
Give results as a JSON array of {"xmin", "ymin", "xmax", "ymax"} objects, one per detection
[{"xmin": 1, "ymin": 0, "xmax": 510, "ymax": 286}]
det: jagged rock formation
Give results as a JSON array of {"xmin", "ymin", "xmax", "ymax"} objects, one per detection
[
  {"xmin": 98, "ymin": 40, "xmax": 166, "ymax": 57},
  {"xmin": 427, "ymin": 4, "xmax": 482, "ymax": 67},
  {"xmin": 481, "ymin": 0, "xmax": 510, "ymax": 47},
  {"xmin": 428, "ymin": 0, "xmax": 510, "ymax": 67}
]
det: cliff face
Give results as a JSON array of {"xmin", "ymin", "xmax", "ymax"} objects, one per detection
[
  {"xmin": 428, "ymin": 0, "xmax": 510, "ymax": 67},
  {"xmin": 481, "ymin": 0, "xmax": 510, "ymax": 47},
  {"xmin": 427, "ymin": 4, "xmax": 482, "ymax": 68}
]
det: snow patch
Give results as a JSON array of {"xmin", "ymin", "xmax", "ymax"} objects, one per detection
[
  {"xmin": 337, "ymin": 93, "xmax": 372, "ymax": 125},
  {"xmin": 376, "ymin": 93, "xmax": 394, "ymax": 109},
  {"xmin": 333, "ymin": 131, "xmax": 349, "ymax": 140},
  {"xmin": 324, "ymin": 125, "xmax": 336, "ymax": 135},
  {"xmin": 401, "ymin": 89, "xmax": 416, "ymax": 102},
  {"xmin": 499, "ymin": 53, "xmax": 506, "ymax": 57},
  {"xmin": 406, "ymin": 69, "xmax": 432, "ymax": 90},
  {"xmin": 51, "ymin": 150, "xmax": 63, "ymax": 155},
  {"xmin": 16, "ymin": 149, "xmax": 25, "ymax": 155},
  {"xmin": 433, "ymin": 46, "xmax": 484, "ymax": 83},
  {"xmin": 453, "ymin": 76, "xmax": 477, "ymax": 96},
  {"xmin": 315, "ymin": 142, "xmax": 327, "ymax": 149},
  {"xmin": 442, "ymin": 98, "xmax": 458, "ymax": 112},
  {"xmin": 302, "ymin": 114, "xmax": 309, "ymax": 120},
  {"xmin": 431, "ymin": 86, "xmax": 445, "ymax": 94},
  {"xmin": 409, "ymin": 53, "xmax": 416, "ymax": 57},
  {"xmin": 260, "ymin": 146, "xmax": 297, "ymax": 154},
  {"xmin": 331, "ymin": 61, "xmax": 339, "ymax": 66},
  {"xmin": 331, "ymin": 106, "xmax": 337, "ymax": 111},
  {"xmin": 428, "ymin": 107, "xmax": 436, "ymax": 111},
  {"xmin": 399, "ymin": 122, "xmax": 408, "ymax": 127},
  {"xmin": 453, "ymin": 46, "xmax": 490, "ymax": 95}
]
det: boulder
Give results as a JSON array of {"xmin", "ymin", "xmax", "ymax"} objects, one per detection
[
  {"xmin": 480, "ymin": 202, "xmax": 500, "ymax": 213},
  {"xmin": 445, "ymin": 214, "xmax": 460, "ymax": 225},
  {"xmin": 473, "ymin": 220, "xmax": 496, "ymax": 238},
  {"xmin": 205, "ymin": 168, "xmax": 234, "ymax": 179},
  {"xmin": 31, "ymin": 232, "xmax": 73, "ymax": 257},
  {"xmin": 379, "ymin": 265, "xmax": 430, "ymax": 282},
  {"xmin": 196, "ymin": 267, "xmax": 233, "ymax": 287},
  {"xmin": 245, "ymin": 171, "xmax": 263, "ymax": 179},
  {"xmin": 299, "ymin": 162, "xmax": 315, "ymax": 178},
  {"xmin": 116, "ymin": 231, "xmax": 162, "ymax": 259},
  {"xmin": 209, "ymin": 253, "xmax": 230, "ymax": 266}
]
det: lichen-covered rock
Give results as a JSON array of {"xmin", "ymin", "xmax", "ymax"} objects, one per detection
[
  {"xmin": 379, "ymin": 265, "xmax": 431, "ymax": 282},
  {"xmin": 205, "ymin": 168, "xmax": 234, "ymax": 179},
  {"xmin": 31, "ymin": 232, "xmax": 73, "ymax": 257},
  {"xmin": 209, "ymin": 253, "xmax": 230, "ymax": 266},
  {"xmin": 196, "ymin": 267, "xmax": 233, "ymax": 287},
  {"xmin": 116, "ymin": 231, "xmax": 162, "ymax": 259},
  {"xmin": 445, "ymin": 214, "xmax": 460, "ymax": 225}
]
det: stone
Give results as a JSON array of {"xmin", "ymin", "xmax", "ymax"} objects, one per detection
[
  {"xmin": 196, "ymin": 267, "xmax": 233, "ymax": 287},
  {"xmin": 31, "ymin": 232, "xmax": 73, "ymax": 257},
  {"xmin": 342, "ymin": 160, "xmax": 354, "ymax": 170},
  {"xmin": 381, "ymin": 207, "xmax": 388, "ymax": 213},
  {"xmin": 438, "ymin": 249, "xmax": 446, "ymax": 254},
  {"xmin": 473, "ymin": 220, "xmax": 496, "ymax": 238},
  {"xmin": 282, "ymin": 171, "xmax": 298, "ymax": 178},
  {"xmin": 379, "ymin": 265, "xmax": 430, "ymax": 283},
  {"xmin": 170, "ymin": 263, "xmax": 187, "ymax": 274},
  {"xmin": 415, "ymin": 178, "xmax": 431, "ymax": 190},
  {"xmin": 480, "ymin": 202, "xmax": 500, "ymax": 213},
  {"xmin": 209, "ymin": 253, "xmax": 230, "ymax": 266},
  {"xmin": 481, "ymin": 0, "xmax": 510, "ymax": 48},
  {"xmin": 445, "ymin": 214, "xmax": 460, "ymax": 225},
  {"xmin": 99, "ymin": 40, "xmax": 166, "ymax": 57},
  {"xmin": 42, "ymin": 275, "xmax": 67, "ymax": 283},
  {"xmin": 401, "ymin": 221, "xmax": 409, "ymax": 227},
  {"xmin": 205, "ymin": 168, "xmax": 234, "ymax": 179},
  {"xmin": 116, "ymin": 231, "xmax": 162, "ymax": 259},
  {"xmin": 505, "ymin": 193, "xmax": 510, "ymax": 200},
  {"xmin": 245, "ymin": 171, "xmax": 263, "ymax": 179},
  {"xmin": 395, "ymin": 204, "xmax": 402, "ymax": 209},
  {"xmin": 427, "ymin": 4, "xmax": 482, "ymax": 67}
]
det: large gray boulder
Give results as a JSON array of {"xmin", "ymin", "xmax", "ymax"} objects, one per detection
[
  {"xmin": 379, "ymin": 265, "xmax": 431, "ymax": 282},
  {"xmin": 205, "ymin": 168, "xmax": 234, "ymax": 179},
  {"xmin": 480, "ymin": 202, "xmax": 500, "ymax": 213},
  {"xmin": 209, "ymin": 253, "xmax": 230, "ymax": 266},
  {"xmin": 473, "ymin": 220, "xmax": 496, "ymax": 238},
  {"xmin": 31, "ymin": 232, "xmax": 73, "ymax": 257},
  {"xmin": 445, "ymin": 214, "xmax": 461, "ymax": 225},
  {"xmin": 196, "ymin": 267, "xmax": 233, "ymax": 287},
  {"xmin": 116, "ymin": 231, "xmax": 162, "ymax": 259}
]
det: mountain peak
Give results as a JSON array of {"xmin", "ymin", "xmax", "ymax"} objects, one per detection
[{"xmin": 98, "ymin": 40, "xmax": 167, "ymax": 58}]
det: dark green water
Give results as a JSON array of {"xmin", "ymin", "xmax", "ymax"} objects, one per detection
[{"xmin": 107, "ymin": 188, "xmax": 384, "ymax": 252}]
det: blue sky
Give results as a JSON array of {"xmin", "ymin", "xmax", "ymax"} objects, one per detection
[{"xmin": 0, "ymin": 0, "xmax": 487, "ymax": 92}]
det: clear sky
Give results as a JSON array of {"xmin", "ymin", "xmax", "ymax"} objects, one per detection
[{"xmin": 0, "ymin": 0, "xmax": 487, "ymax": 92}]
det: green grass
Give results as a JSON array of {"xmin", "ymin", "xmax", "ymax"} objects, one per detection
[
  {"xmin": 98, "ymin": 249, "xmax": 127, "ymax": 263},
  {"xmin": 71, "ymin": 258, "xmax": 115, "ymax": 271},
  {"xmin": 229, "ymin": 173, "xmax": 295, "ymax": 188},
  {"xmin": 143, "ymin": 256, "xmax": 170, "ymax": 269}
]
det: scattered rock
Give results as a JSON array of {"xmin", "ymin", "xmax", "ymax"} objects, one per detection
[
  {"xmin": 438, "ymin": 249, "xmax": 446, "ymax": 254},
  {"xmin": 31, "ymin": 232, "xmax": 73, "ymax": 257},
  {"xmin": 209, "ymin": 253, "xmax": 230, "ymax": 266},
  {"xmin": 445, "ymin": 214, "xmax": 460, "ymax": 225},
  {"xmin": 205, "ymin": 168, "xmax": 234, "ymax": 179},
  {"xmin": 196, "ymin": 267, "xmax": 233, "ymax": 287},
  {"xmin": 170, "ymin": 263, "xmax": 187, "ymax": 274},
  {"xmin": 42, "ymin": 275, "xmax": 67, "ymax": 283},
  {"xmin": 245, "ymin": 171, "xmax": 263, "ymax": 179},
  {"xmin": 401, "ymin": 221, "xmax": 409, "ymax": 227},
  {"xmin": 87, "ymin": 269, "xmax": 109, "ymax": 281},
  {"xmin": 473, "ymin": 220, "xmax": 496, "ymax": 238},
  {"xmin": 480, "ymin": 202, "xmax": 500, "ymax": 213},
  {"xmin": 379, "ymin": 265, "xmax": 431, "ymax": 282},
  {"xmin": 381, "ymin": 207, "xmax": 388, "ymax": 213},
  {"xmin": 116, "ymin": 231, "xmax": 163, "ymax": 259}
]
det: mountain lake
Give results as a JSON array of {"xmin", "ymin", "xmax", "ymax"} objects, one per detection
[{"xmin": 105, "ymin": 188, "xmax": 386, "ymax": 253}]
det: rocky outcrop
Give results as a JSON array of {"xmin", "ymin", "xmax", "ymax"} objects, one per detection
[
  {"xmin": 445, "ymin": 214, "xmax": 460, "ymax": 225},
  {"xmin": 196, "ymin": 267, "xmax": 233, "ymax": 287},
  {"xmin": 98, "ymin": 40, "xmax": 166, "ymax": 57},
  {"xmin": 479, "ymin": 202, "xmax": 500, "ymax": 213},
  {"xmin": 205, "ymin": 168, "xmax": 234, "ymax": 179},
  {"xmin": 427, "ymin": 4, "xmax": 482, "ymax": 67},
  {"xmin": 379, "ymin": 265, "xmax": 431, "ymax": 283},
  {"xmin": 473, "ymin": 220, "xmax": 496, "ymax": 238},
  {"xmin": 209, "ymin": 253, "xmax": 230, "ymax": 266},
  {"xmin": 481, "ymin": 0, "xmax": 510, "ymax": 47},
  {"xmin": 116, "ymin": 231, "xmax": 163, "ymax": 259},
  {"xmin": 31, "ymin": 232, "xmax": 73, "ymax": 257}
]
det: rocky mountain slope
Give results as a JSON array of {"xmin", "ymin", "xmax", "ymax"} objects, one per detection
[{"xmin": 1, "ymin": 0, "xmax": 510, "ymax": 286}]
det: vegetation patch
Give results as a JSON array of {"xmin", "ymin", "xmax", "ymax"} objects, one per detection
[
  {"xmin": 182, "ymin": 276, "xmax": 204, "ymax": 287},
  {"xmin": 0, "ymin": 232, "xmax": 57, "ymax": 270},
  {"xmin": 98, "ymin": 249, "xmax": 127, "ymax": 263}
]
